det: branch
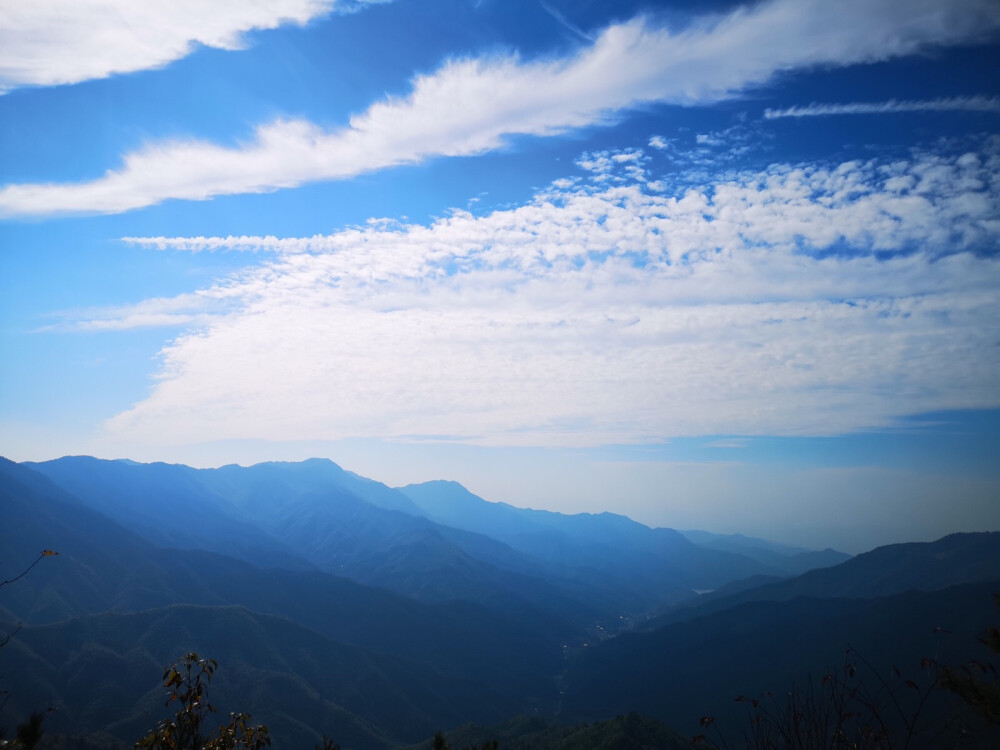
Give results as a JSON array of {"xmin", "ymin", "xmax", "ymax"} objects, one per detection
[{"xmin": 0, "ymin": 550, "xmax": 58, "ymax": 589}]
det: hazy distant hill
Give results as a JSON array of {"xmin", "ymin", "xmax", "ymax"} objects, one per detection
[
  {"xmin": 399, "ymin": 479, "xmax": 793, "ymax": 610},
  {"xmin": 679, "ymin": 528, "xmax": 851, "ymax": 576}
]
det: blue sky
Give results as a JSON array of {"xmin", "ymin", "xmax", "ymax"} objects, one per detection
[{"xmin": 2, "ymin": 0, "xmax": 999, "ymax": 552}]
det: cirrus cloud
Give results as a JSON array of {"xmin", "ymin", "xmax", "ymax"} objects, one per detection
[
  {"xmin": 765, "ymin": 95, "xmax": 1000, "ymax": 119},
  {"xmin": 2, "ymin": 0, "xmax": 998, "ymax": 217}
]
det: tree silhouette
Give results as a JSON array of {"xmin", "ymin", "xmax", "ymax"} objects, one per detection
[
  {"xmin": 937, "ymin": 594, "xmax": 1000, "ymax": 729},
  {"xmin": 430, "ymin": 729, "xmax": 498, "ymax": 750},
  {"xmin": 135, "ymin": 652, "xmax": 270, "ymax": 750}
]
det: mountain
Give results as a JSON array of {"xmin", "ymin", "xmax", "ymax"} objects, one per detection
[
  {"xmin": 398, "ymin": 479, "xmax": 795, "ymax": 610},
  {"xmin": 679, "ymin": 529, "xmax": 812, "ymax": 556},
  {"xmin": 23, "ymin": 457, "xmax": 602, "ymax": 634},
  {"xmin": 679, "ymin": 528, "xmax": 851, "ymax": 576},
  {"xmin": 200, "ymin": 457, "xmax": 426, "ymax": 516},
  {"xmin": 23, "ymin": 456, "xmax": 312, "ymax": 571},
  {"xmin": 0, "ymin": 458, "xmax": 562, "ymax": 706},
  {"xmin": 12, "ymin": 454, "xmax": 908, "ymax": 635},
  {"xmin": 7, "ymin": 454, "xmax": 999, "ymax": 748},
  {"xmin": 652, "ymin": 531, "xmax": 1000, "ymax": 627},
  {"xmin": 29, "ymin": 455, "xmax": 840, "ymax": 633}
]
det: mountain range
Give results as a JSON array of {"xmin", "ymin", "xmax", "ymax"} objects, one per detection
[{"xmin": 1, "ymin": 455, "xmax": 997, "ymax": 748}]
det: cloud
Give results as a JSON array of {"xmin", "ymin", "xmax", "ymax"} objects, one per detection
[
  {"xmin": 765, "ymin": 95, "xmax": 1000, "ymax": 119},
  {"xmin": 43, "ymin": 292, "xmax": 233, "ymax": 332},
  {"xmin": 99, "ymin": 138, "xmax": 1000, "ymax": 448},
  {"xmin": 0, "ymin": 1, "xmax": 364, "ymax": 93},
  {"xmin": 541, "ymin": 2, "xmax": 596, "ymax": 43},
  {"xmin": 704, "ymin": 438, "xmax": 750, "ymax": 449},
  {"xmin": 3, "ymin": 0, "xmax": 999, "ymax": 217}
]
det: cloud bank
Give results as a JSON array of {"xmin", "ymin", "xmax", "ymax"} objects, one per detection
[
  {"xmin": 0, "ymin": 0, "xmax": 364, "ymax": 93},
  {"xmin": 2, "ymin": 0, "xmax": 998, "ymax": 217},
  {"xmin": 102, "ymin": 139, "xmax": 1000, "ymax": 448}
]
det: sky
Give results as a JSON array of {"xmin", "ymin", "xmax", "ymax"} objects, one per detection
[{"xmin": 1, "ymin": 0, "xmax": 999, "ymax": 553}]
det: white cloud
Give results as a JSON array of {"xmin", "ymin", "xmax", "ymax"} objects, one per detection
[
  {"xmin": 44, "ymin": 292, "xmax": 233, "ymax": 332},
  {"xmin": 765, "ymin": 95, "xmax": 1000, "ymax": 119},
  {"xmin": 0, "ymin": 1, "xmax": 361, "ymax": 93},
  {"xmin": 101, "ymin": 139, "xmax": 1000, "ymax": 448},
  {"xmin": 541, "ymin": 2, "xmax": 596, "ymax": 43},
  {"xmin": 703, "ymin": 438, "xmax": 749, "ymax": 449},
  {"xmin": 2, "ymin": 0, "xmax": 998, "ymax": 217}
]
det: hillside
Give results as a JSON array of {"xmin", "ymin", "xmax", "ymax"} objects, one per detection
[
  {"xmin": 5, "ymin": 604, "xmax": 519, "ymax": 748},
  {"xmin": 564, "ymin": 580, "xmax": 1000, "ymax": 741}
]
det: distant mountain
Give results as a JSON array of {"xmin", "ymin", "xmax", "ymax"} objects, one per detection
[
  {"xmin": 679, "ymin": 528, "xmax": 851, "ymax": 576},
  {"xmin": 196, "ymin": 462, "xmax": 607, "ymax": 633},
  {"xmin": 25, "ymin": 455, "xmax": 834, "ymax": 627},
  {"xmin": 400, "ymin": 479, "xmax": 803, "ymax": 608},
  {"xmin": 26, "ymin": 455, "xmax": 831, "ymax": 632},
  {"xmin": 22, "ymin": 457, "xmax": 602, "ymax": 633},
  {"xmin": 0, "ymin": 458, "xmax": 561, "ymax": 705},
  {"xmin": 24, "ymin": 456, "xmax": 312, "ymax": 571},
  {"xmin": 680, "ymin": 529, "xmax": 811, "ymax": 556},
  {"xmin": 201, "ymin": 457, "xmax": 425, "ymax": 516},
  {"xmin": 653, "ymin": 531, "xmax": 1000, "ymax": 627}
]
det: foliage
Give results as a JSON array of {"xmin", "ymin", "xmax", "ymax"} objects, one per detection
[
  {"xmin": 0, "ymin": 712, "xmax": 45, "ymax": 749},
  {"xmin": 421, "ymin": 714, "xmax": 690, "ymax": 750},
  {"xmin": 696, "ymin": 631, "xmax": 1000, "ymax": 750},
  {"xmin": 134, "ymin": 653, "xmax": 270, "ymax": 750},
  {"xmin": 936, "ymin": 594, "xmax": 1000, "ymax": 727},
  {"xmin": 431, "ymin": 729, "xmax": 498, "ymax": 750}
]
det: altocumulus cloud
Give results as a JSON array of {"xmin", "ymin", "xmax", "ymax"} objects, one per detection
[
  {"xmin": 104, "ymin": 139, "xmax": 1000, "ymax": 448},
  {"xmin": 2, "ymin": 0, "xmax": 998, "ymax": 216}
]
